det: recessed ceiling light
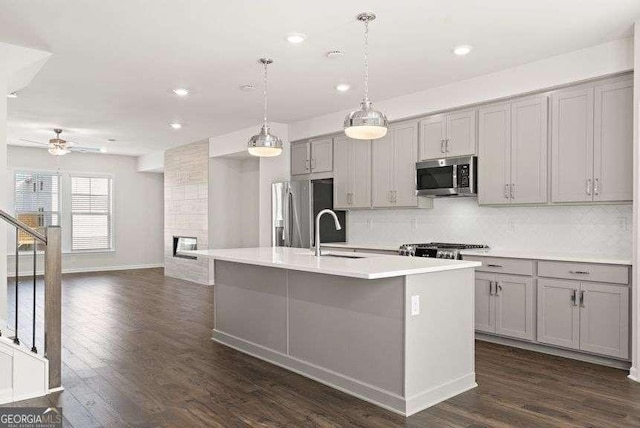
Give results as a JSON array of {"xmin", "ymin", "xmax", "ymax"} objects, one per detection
[
  {"xmin": 7, "ymin": 92, "xmax": 17, "ymax": 99},
  {"xmin": 286, "ymin": 33, "xmax": 307, "ymax": 44},
  {"xmin": 453, "ymin": 45, "xmax": 472, "ymax": 56},
  {"xmin": 172, "ymin": 88, "xmax": 189, "ymax": 96},
  {"xmin": 170, "ymin": 123, "xmax": 182, "ymax": 130},
  {"xmin": 240, "ymin": 84, "xmax": 256, "ymax": 92},
  {"xmin": 99, "ymin": 148, "xmax": 108, "ymax": 153},
  {"xmin": 107, "ymin": 138, "xmax": 116, "ymax": 142},
  {"xmin": 335, "ymin": 83, "xmax": 351, "ymax": 92},
  {"xmin": 326, "ymin": 50, "xmax": 344, "ymax": 59}
]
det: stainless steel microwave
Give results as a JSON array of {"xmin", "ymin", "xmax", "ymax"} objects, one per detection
[{"xmin": 416, "ymin": 155, "xmax": 477, "ymax": 197}]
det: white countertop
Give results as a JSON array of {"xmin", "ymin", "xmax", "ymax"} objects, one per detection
[
  {"xmin": 184, "ymin": 247, "xmax": 481, "ymax": 280},
  {"xmin": 460, "ymin": 249, "xmax": 632, "ymax": 266}
]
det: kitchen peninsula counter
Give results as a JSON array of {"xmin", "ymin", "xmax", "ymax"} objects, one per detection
[{"xmin": 185, "ymin": 247, "xmax": 481, "ymax": 416}]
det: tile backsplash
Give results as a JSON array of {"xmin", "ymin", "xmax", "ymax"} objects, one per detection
[{"xmin": 347, "ymin": 198, "xmax": 632, "ymax": 257}]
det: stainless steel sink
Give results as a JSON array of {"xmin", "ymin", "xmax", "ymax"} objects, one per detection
[{"xmin": 323, "ymin": 254, "xmax": 366, "ymax": 259}]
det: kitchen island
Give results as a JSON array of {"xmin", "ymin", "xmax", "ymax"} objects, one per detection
[{"xmin": 185, "ymin": 247, "xmax": 481, "ymax": 416}]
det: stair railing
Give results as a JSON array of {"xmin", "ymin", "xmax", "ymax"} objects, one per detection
[{"xmin": 0, "ymin": 209, "xmax": 62, "ymax": 390}]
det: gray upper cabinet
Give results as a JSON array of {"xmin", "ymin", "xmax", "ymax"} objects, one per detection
[
  {"xmin": 593, "ymin": 79, "xmax": 633, "ymax": 202},
  {"xmin": 291, "ymin": 138, "xmax": 334, "ymax": 176},
  {"xmin": 291, "ymin": 142, "xmax": 311, "ymax": 176},
  {"xmin": 333, "ymin": 136, "xmax": 371, "ymax": 209},
  {"xmin": 310, "ymin": 138, "xmax": 333, "ymax": 173},
  {"xmin": 372, "ymin": 120, "xmax": 418, "ymax": 208},
  {"xmin": 551, "ymin": 76, "xmax": 633, "ymax": 203},
  {"xmin": 551, "ymin": 87, "xmax": 595, "ymax": 202},
  {"xmin": 419, "ymin": 109, "xmax": 476, "ymax": 160},
  {"xmin": 478, "ymin": 96, "xmax": 548, "ymax": 205}
]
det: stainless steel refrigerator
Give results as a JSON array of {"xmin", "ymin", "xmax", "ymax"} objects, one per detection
[{"xmin": 272, "ymin": 179, "xmax": 346, "ymax": 248}]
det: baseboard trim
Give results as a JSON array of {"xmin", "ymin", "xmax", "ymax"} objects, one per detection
[
  {"xmin": 628, "ymin": 367, "xmax": 638, "ymax": 382},
  {"xmin": 476, "ymin": 333, "xmax": 631, "ymax": 370},
  {"xmin": 48, "ymin": 386, "xmax": 64, "ymax": 394},
  {"xmin": 406, "ymin": 374, "xmax": 477, "ymax": 416},
  {"xmin": 212, "ymin": 329, "xmax": 408, "ymax": 415},
  {"xmin": 7, "ymin": 263, "xmax": 164, "ymax": 277}
]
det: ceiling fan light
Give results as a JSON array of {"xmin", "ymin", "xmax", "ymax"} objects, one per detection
[
  {"xmin": 48, "ymin": 146, "xmax": 70, "ymax": 156},
  {"xmin": 344, "ymin": 99, "xmax": 388, "ymax": 140}
]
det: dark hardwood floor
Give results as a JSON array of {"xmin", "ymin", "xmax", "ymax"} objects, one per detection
[{"xmin": 3, "ymin": 268, "xmax": 640, "ymax": 427}]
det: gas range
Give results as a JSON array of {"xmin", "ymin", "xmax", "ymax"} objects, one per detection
[{"xmin": 398, "ymin": 242, "xmax": 489, "ymax": 260}]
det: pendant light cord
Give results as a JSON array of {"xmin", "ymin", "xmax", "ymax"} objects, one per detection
[
  {"xmin": 263, "ymin": 60, "xmax": 269, "ymax": 127},
  {"xmin": 363, "ymin": 19, "xmax": 369, "ymax": 103}
]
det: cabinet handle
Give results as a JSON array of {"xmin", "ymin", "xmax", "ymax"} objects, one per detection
[
  {"xmin": 569, "ymin": 270, "xmax": 590, "ymax": 275},
  {"xmin": 487, "ymin": 264, "xmax": 503, "ymax": 268},
  {"xmin": 311, "ymin": 158, "xmax": 316, "ymax": 170},
  {"xmin": 440, "ymin": 139, "xmax": 446, "ymax": 153},
  {"xmin": 504, "ymin": 184, "xmax": 510, "ymax": 199},
  {"xmin": 510, "ymin": 183, "xmax": 515, "ymax": 200},
  {"xmin": 594, "ymin": 178, "xmax": 599, "ymax": 196},
  {"xmin": 393, "ymin": 191, "xmax": 397, "ymax": 202},
  {"xmin": 445, "ymin": 138, "xmax": 450, "ymax": 152},
  {"xmin": 570, "ymin": 289, "xmax": 578, "ymax": 306},
  {"xmin": 305, "ymin": 159, "xmax": 310, "ymax": 171},
  {"xmin": 489, "ymin": 281, "xmax": 495, "ymax": 296},
  {"xmin": 586, "ymin": 178, "xmax": 591, "ymax": 196},
  {"xmin": 496, "ymin": 282, "xmax": 502, "ymax": 296},
  {"xmin": 579, "ymin": 290, "xmax": 585, "ymax": 307}
]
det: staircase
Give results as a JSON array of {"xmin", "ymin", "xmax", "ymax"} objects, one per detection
[{"xmin": 0, "ymin": 210, "xmax": 62, "ymax": 404}]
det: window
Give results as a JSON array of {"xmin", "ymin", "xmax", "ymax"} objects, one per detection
[
  {"xmin": 14, "ymin": 172, "xmax": 60, "ymax": 252},
  {"xmin": 71, "ymin": 176, "xmax": 113, "ymax": 251}
]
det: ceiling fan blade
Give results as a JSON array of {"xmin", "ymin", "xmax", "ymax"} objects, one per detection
[
  {"xmin": 69, "ymin": 146, "xmax": 102, "ymax": 153},
  {"xmin": 19, "ymin": 138, "xmax": 49, "ymax": 146}
]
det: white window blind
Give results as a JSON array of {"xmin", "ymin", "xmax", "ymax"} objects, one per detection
[
  {"xmin": 71, "ymin": 176, "xmax": 113, "ymax": 251},
  {"xmin": 14, "ymin": 172, "xmax": 60, "ymax": 252}
]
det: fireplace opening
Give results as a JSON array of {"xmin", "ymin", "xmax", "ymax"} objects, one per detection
[{"xmin": 173, "ymin": 236, "xmax": 197, "ymax": 259}]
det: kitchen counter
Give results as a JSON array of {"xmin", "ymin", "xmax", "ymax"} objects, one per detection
[
  {"xmin": 185, "ymin": 246, "xmax": 479, "ymax": 416},
  {"xmin": 461, "ymin": 249, "xmax": 632, "ymax": 266},
  {"xmin": 186, "ymin": 247, "xmax": 480, "ymax": 279}
]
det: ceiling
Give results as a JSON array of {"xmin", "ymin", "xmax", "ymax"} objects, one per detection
[{"xmin": 1, "ymin": 0, "xmax": 638, "ymax": 156}]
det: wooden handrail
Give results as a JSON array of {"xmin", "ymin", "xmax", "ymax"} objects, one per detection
[{"xmin": 0, "ymin": 209, "xmax": 47, "ymax": 244}]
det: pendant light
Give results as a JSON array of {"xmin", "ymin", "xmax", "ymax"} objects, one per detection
[
  {"xmin": 344, "ymin": 12, "xmax": 388, "ymax": 140},
  {"xmin": 248, "ymin": 58, "xmax": 283, "ymax": 157}
]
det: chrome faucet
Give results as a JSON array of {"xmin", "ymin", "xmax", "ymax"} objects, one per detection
[{"xmin": 315, "ymin": 209, "xmax": 342, "ymax": 256}]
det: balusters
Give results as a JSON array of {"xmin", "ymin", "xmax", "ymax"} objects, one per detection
[
  {"xmin": 14, "ymin": 229, "xmax": 19, "ymax": 345},
  {"xmin": 32, "ymin": 237, "xmax": 37, "ymax": 353}
]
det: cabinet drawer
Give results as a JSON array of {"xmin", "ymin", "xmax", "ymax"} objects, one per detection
[
  {"xmin": 463, "ymin": 256, "xmax": 533, "ymax": 276},
  {"xmin": 538, "ymin": 261, "xmax": 629, "ymax": 285}
]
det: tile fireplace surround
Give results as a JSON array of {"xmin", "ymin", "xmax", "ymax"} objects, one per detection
[{"xmin": 164, "ymin": 141, "xmax": 213, "ymax": 284}]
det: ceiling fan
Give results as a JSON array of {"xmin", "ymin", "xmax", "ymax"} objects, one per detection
[{"xmin": 20, "ymin": 129, "xmax": 105, "ymax": 156}]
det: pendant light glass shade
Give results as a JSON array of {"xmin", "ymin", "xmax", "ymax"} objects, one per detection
[
  {"xmin": 344, "ymin": 12, "xmax": 388, "ymax": 140},
  {"xmin": 248, "ymin": 58, "xmax": 283, "ymax": 157}
]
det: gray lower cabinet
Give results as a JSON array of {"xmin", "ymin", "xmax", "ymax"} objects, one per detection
[
  {"xmin": 474, "ymin": 272, "xmax": 534, "ymax": 340},
  {"xmin": 537, "ymin": 278, "xmax": 629, "ymax": 359}
]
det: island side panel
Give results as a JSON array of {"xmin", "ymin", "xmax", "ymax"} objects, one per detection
[
  {"xmin": 288, "ymin": 270, "xmax": 405, "ymax": 396},
  {"xmin": 404, "ymin": 268, "xmax": 477, "ymax": 416},
  {"xmin": 214, "ymin": 260, "xmax": 288, "ymax": 353}
]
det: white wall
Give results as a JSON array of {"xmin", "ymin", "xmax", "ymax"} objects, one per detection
[
  {"xmin": 348, "ymin": 200, "xmax": 632, "ymax": 258},
  {"xmin": 289, "ymin": 38, "xmax": 633, "ymax": 141},
  {"xmin": 209, "ymin": 122, "xmax": 290, "ymax": 247},
  {"xmin": 209, "ymin": 157, "xmax": 259, "ymax": 249},
  {"xmin": 7, "ymin": 146, "xmax": 164, "ymax": 274},
  {"xmin": 137, "ymin": 150, "xmax": 164, "ymax": 173}
]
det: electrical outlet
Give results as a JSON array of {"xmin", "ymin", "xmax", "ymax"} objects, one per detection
[{"xmin": 411, "ymin": 295, "xmax": 420, "ymax": 316}]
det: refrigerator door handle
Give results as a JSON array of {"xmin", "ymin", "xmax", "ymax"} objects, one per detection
[{"xmin": 283, "ymin": 189, "xmax": 291, "ymax": 247}]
